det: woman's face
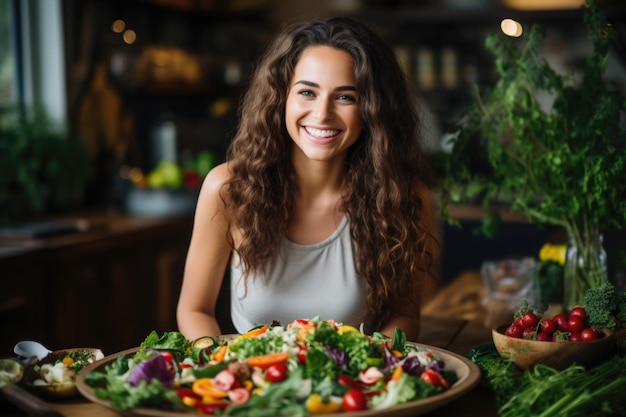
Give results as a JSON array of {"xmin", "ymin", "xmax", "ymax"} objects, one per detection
[{"xmin": 285, "ymin": 46, "xmax": 362, "ymax": 163}]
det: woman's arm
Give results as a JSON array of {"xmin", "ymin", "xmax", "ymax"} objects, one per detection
[{"xmin": 176, "ymin": 163, "xmax": 233, "ymax": 340}]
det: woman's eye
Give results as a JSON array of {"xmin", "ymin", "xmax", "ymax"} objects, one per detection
[
  {"xmin": 337, "ymin": 94, "xmax": 357, "ymax": 103},
  {"xmin": 298, "ymin": 90, "xmax": 315, "ymax": 97}
]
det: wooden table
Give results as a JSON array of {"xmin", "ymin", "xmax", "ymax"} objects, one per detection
[{"xmin": 0, "ymin": 314, "xmax": 498, "ymax": 417}]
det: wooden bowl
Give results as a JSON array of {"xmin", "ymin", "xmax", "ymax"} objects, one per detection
[
  {"xmin": 22, "ymin": 348, "xmax": 104, "ymax": 400},
  {"xmin": 492, "ymin": 325, "xmax": 616, "ymax": 370}
]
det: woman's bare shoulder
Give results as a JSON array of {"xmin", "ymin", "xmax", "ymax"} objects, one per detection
[
  {"xmin": 196, "ymin": 163, "xmax": 232, "ymax": 208},
  {"xmin": 201, "ymin": 163, "xmax": 231, "ymax": 192}
]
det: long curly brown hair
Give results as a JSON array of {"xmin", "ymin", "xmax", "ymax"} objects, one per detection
[{"xmin": 224, "ymin": 17, "xmax": 437, "ymax": 331}]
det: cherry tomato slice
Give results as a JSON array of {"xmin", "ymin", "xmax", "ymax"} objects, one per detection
[
  {"xmin": 265, "ymin": 363, "xmax": 289, "ymax": 383},
  {"xmin": 343, "ymin": 389, "xmax": 368, "ymax": 411},
  {"xmin": 338, "ymin": 374, "xmax": 361, "ymax": 390},
  {"xmin": 420, "ymin": 369, "xmax": 449, "ymax": 390}
]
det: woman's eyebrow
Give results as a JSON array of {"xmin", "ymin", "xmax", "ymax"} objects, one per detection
[{"xmin": 294, "ymin": 80, "xmax": 357, "ymax": 92}]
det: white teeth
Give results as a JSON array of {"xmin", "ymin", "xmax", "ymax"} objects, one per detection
[{"xmin": 305, "ymin": 127, "xmax": 340, "ymax": 138}]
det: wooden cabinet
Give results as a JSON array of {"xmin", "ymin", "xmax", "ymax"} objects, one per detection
[{"xmin": 0, "ymin": 213, "xmax": 193, "ymax": 357}]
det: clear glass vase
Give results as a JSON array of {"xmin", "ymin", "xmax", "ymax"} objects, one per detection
[{"xmin": 563, "ymin": 233, "xmax": 608, "ymax": 310}]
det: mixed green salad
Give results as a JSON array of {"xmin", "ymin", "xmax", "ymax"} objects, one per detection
[{"xmin": 85, "ymin": 318, "xmax": 457, "ymax": 416}]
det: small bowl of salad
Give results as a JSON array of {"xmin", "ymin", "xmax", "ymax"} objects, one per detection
[{"xmin": 23, "ymin": 348, "xmax": 104, "ymax": 400}]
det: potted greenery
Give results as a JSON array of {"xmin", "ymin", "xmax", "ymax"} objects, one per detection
[
  {"xmin": 438, "ymin": 0, "xmax": 626, "ymax": 309},
  {"xmin": 0, "ymin": 106, "xmax": 91, "ymax": 227}
]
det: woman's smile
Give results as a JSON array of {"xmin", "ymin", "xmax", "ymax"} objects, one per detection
[{"xmin": 302, "ymin": 126, "xmax": 342, "ymax": 144}]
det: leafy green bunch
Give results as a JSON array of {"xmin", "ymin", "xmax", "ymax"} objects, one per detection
[
  {"xmin": 0, "ymin": 106, "xmax": 91, "ymax": 226},
  {"xmin": 439, "ymin": 0, "xmax": 626, "ymax": 239}
]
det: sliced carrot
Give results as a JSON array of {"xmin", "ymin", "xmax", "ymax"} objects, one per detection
[
  {"xmin": 211, "ymin": 345, "xmax": 227, "ymax": 363},
  {"xmin": 241, "ymin": 324, "xmax": 269, "ymax": 339},
  {"xmin": 391, "ymin": 365, "xmax": 403, "ymax": 382},
  {"xmin": 245, "ymin": 352, "xmax": 290, "ymax": 369}
]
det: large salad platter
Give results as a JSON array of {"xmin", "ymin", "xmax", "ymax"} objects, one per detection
[{"xmin": 76, "ymin": 319, "xmax": 480, "ymax": 416}]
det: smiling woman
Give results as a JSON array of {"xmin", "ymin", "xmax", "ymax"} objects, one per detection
[{"xmin": 177, "ymin": 17, "xmax": 440, "ymax": 343}]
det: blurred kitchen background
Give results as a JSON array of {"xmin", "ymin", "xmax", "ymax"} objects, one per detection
[{"xmin": 1, "ymin": 0, "xmax": 625, "ymax": 356}]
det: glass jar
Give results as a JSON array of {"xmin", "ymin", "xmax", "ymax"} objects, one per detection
[{"xmin": 563, "ymin": 233, "xmax": 608, "ymax": 310}]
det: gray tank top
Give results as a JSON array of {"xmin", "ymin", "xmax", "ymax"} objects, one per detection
[{"xmin": 230, "ymin": 216, "xmax": 367, "ymax": 333}]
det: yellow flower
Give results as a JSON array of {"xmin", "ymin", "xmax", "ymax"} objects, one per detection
[{"xmin": 539, "ymin": 243, "xmax": 567, "ymax": 265}]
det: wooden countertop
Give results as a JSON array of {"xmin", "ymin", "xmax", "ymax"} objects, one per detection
[{"xmin": 0, "ymin": 210, "xmax": 194, "ymax": 262}]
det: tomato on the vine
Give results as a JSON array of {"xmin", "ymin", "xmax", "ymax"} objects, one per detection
[
  {"xmin": 580, "ymin": 327, "xmax": 598, "ymax": 342},
  {"xmin": 569, "ymin": 306, "xmax": 587, "ymax": 321},
  {"xmin": 539, "ymin": 318, "xmax": 557, "ymax": 335},
  {"xmin": 536, "ymin": 332, "xmax": 551, "ymax": 341},
  {"xmin": 521, "ymin": 312, "xmax": 540, "ymax": 328},
  {"xmin": 569, "ymin": 333, "xmax": 582, "ymax": 342},
  {"xmin": 552, "ymin": 313, "xmax": 569, "ymax": 332},
  {"xmin": 567, "ymin": 316, "xmax": 585, "ymax": 333},
  {"xmin": 522, "ymin": 327, "xmax": 536, "ymax": 339},
  {"xmin": 505, "ymin": 324, "xmax": 523, "ymax": 338}
]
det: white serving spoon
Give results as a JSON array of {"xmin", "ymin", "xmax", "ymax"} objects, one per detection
[{"xmin": 14, "ymin": 341, "xmax": 52, "ymax": 362}]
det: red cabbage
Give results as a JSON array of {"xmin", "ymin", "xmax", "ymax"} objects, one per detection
[
  {"xmin": 326, "ymin": 346, "xmax": 349, "ymax": 367},
  {"xmin": 128, "ymin": 354, "xmax": 175, "ymax": 387}
]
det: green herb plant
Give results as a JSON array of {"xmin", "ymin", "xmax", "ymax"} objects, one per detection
[
  {"xmin": 0, "ymin": 106, "xmax": 91, "ymax": 226},
  {"xmin": 439, "ymin": 0, "xmax": 626, "ymax": 308}
]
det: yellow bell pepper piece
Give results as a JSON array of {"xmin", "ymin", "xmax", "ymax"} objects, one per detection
[{"xmin": 306, "ymin": 394, "xmax": 343, "ymax": 414}]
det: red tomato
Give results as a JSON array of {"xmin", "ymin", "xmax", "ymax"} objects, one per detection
[
  {"xmin": 505, "ymin": 324, "xmax": 523, "ymax": 338},
  {"xmin": 569, "ymin": 332, "xmax": 582, "ymax": 342},
  {"xmin": 569, "ymin": 306, "xmax": 587, "ymax": 321},
  {"xmin": 567, "ymin": 316, "xmax": 585, "ymax": 333},
  {"xmin": 265, "ymin": 363, "xmax": 289, "ymax": 383},
  {"xmin": 537, "ymin": 332, "xmax": 551, "ymax": 341},
  {"xmin": 420, "ymin": 369, "xmax": 449, "ymax": 390},
  {"xmin": 297, "ymin": 346, "xmax": 308, "ymax": 364},
  {"xmin": 342, "ymin": 389, "xmax": 368, "ymax": 411},
  {"xmin": 213, "ymin": 370, "xmax": 238, "ymax": 391},
  {"xmin": 521, "ymin": 312, "xmax": 540, "ymax": 328},
  {"xmin": 522, "ymin": 327, "xmax": 536, "ymax": 339},
  {"xmin": 227, "ymin": 388, "xmax": 251, "ymax": 404},
  {"xmin": 580, "ymin": 327, "xmax": 598, "ymax": 342},
  {"xmin": 539, "ymin": 318, "xmax": 557, "ymax": 335},
  {"xmin": 553, "ymin": 313, "xmax": 569, "ymax": 332},
  {"xmin": 514, "ymin": 317, "xmax": 525, "ymax": 329},
  {"xmin": 338, "ymin": 374, "xmax": 361, "ymax": 390}
]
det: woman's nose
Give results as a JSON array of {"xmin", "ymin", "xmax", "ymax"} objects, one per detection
[{"xmin": 313, "ymin": 99, "xmax": 334, "ymax": 121}]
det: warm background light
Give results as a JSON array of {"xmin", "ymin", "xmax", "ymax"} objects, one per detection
[
  {"xmin": 501, "ymin": 19, "xmax": 523, "ymax": 37},
  {"xmin": 123, "ymin": 29, "xmax": 136, "ymax": 44},
  {"xmin": 502, "ymin": 0, "xmax": 585, "ymax": 10},
  {"xmin": 111, "ymin": 19, "xmax": 125, "ymax": 33}
]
